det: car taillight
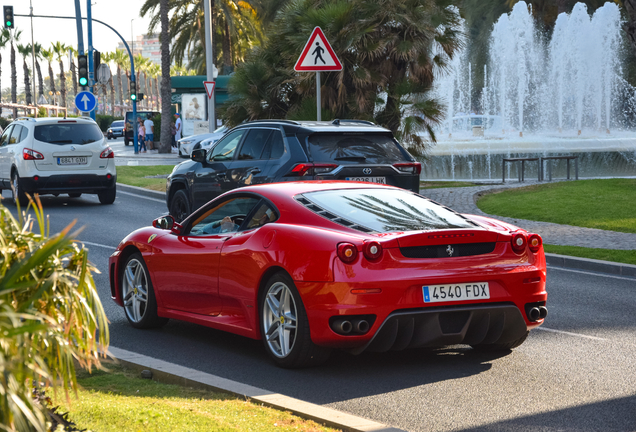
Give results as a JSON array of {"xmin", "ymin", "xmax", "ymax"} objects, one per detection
[
  {"xmin": 287, "ymin": 163, "xmax": 338, "ymax": 176},
  {"xmin": 393, "ymin": 162, "xmax": 422, "ymax": 175},
  {"xmin": 528, "ymin": 233, "xmax": 542, "ymax": 253},
  {"xmin": 337, "ymin": 243, "xmax": 358, "ymax": 263},
  {"xmin": 23, "ymin": 148, "xmax": 44, "ymax": 160},
  {"xmin": 511, "ymin": 232, "xmax": 527, "ymax": 254},
  {"xmin": 363, "ymin": 241, "xmax": 383, "ymax": 261},
  {"xmin": 100, "ymin": 147, "xmax": 114, "ymax": 158}
]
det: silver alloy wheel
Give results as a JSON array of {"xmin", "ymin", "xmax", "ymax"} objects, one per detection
[
  {"xmin": 262, "ymin": 282, "xmax": 298, "ymax": 358},
  {"xmin": 122, "ymin": 258, "xmax": 149, "ymax": 323}
]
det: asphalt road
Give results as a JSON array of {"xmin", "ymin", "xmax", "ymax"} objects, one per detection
[{"xmin": 2, "ymin": 186, "xmax": 635, "ymax": 432}]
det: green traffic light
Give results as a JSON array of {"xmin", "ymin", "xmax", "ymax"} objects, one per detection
[
  {"xmin": 131, "ymin": 94, "xmax": 137, "ymax": 101},
  {"xmin": 79, "ymin": 77, "xmax": 88, "ymax": 86},
  {"xmin": 5, "ymin": 21, "xmax": 10, "ymax": 26}
]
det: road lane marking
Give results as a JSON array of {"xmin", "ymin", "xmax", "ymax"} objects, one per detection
[
  {"xmin": 77, "ymin": 240, "xmax": 116, "ymax": 250},
  {"xmin": 536, "ymin": 327, "xmax": 607, "ymax": 341},
  {"xmin": 548, "ymin": 266, "xmax": 636, "ymax": 282},
  {"xmin": 118, "ymin": 189, "xmax": 166, "ymax": 203}
]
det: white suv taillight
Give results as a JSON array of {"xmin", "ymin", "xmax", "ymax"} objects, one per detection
[
  {"xmin": 23, "ymin": 148, "xmax": 44, "ymax": 160},
  {"xmin": 100, "ymin": 147, "xmax": 114, "ymax": 159}
]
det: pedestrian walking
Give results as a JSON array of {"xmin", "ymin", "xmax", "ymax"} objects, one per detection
[
  {"xmin": 137, "ymin": 117, "xmax": 147, "ymax": 153},
  {"xmin": 174, "ymin": 113, "xmax": 182, "ymax": 143},
  {"xmin": 144, "ymin": 117, "xmax": 155, "ymax": 150}
]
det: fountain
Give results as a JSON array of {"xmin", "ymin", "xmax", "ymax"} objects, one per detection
[{"xmin": 425, "ymin": 1, "xmax": 636, "ymax": 180}]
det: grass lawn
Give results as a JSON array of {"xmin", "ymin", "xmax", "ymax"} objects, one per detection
[
  {"xmin": 51, "ymin": 363, "xmax": 337, "ymax": 432},
  {"xmin": 544, "ymin": 245, "xmax": 636, "ymax": 266},
  {"xmin": 476, "ymin": 179, "xmax": 636, "ymax": 233},
  {"xmin": 420, "ymin": 181, "xmax": 479, "ymax": 189},
  {"xmin": 116, "ymin": 165, "xmax": 175, "ymax": 192}
]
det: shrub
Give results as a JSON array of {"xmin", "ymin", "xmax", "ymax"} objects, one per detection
[
  {"xmin": 96, "ymin": 114, "xmax": 123, "ymax": 131},
  {"xmin": 0, "ymin": 197, "xmax": 109, "ymax": 432},
  {"xmin": 151, "ymin": 114, "xmax": 161, "ymax": 141}
]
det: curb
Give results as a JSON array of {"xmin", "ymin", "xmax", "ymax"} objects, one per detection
[
  {"xmin": 107, "ymin": 346, "xmax": 405, "ymax": 432},
  {"xmin": 545, "ymin": 253, "xmax": 636, "ymax": 277},
  {"xmin": 117, "ymin": 182, "xmax": 165, "ymax": 200}
]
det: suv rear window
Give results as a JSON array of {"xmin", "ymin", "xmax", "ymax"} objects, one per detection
[
  {"xmin": 302, "ymin": 188, "xmax": 474, "ymax": 233},
  {"xmin": 307, "ymin": 132, "xmax": 407, "ymax": 164},
  {"xmin": 34, "ymin": 124, "xmax": 103, "ymax": 145}
]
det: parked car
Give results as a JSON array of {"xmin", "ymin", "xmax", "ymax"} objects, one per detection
[
  {"xmin": 0, "ymin": 116, "xmax": 117, "ymax": 205},
  {"xmin": 109, "ymin": 181, "xmax": 547, "ymax": 368},
  {"xmin": 177, "ymin": 126, "xmax": 227, "ymax": 157},
  {"xmin": 123, "ymin": 111, "xmax": 159, "ymax": 145},
  {"xmin": 166, "ymin": 119, "xmax": 421, "ymax": 221},
  {"xmin": 106, "ymin": 120, "xmax": 125, "ymax": 139}
]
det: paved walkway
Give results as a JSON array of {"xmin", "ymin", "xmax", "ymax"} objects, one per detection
[{"xmin": 422, "ymin": 181, "xmax": 636, "ymax": 251}]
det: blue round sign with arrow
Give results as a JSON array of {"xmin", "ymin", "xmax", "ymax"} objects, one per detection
[{"xmin": 75, "ymin": 91, "xmax": 97, "ymax": 112}]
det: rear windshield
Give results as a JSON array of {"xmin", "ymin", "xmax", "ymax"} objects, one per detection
[
  {"xmin": 34, "ymin": 124, "xmax": 103, "ymax": 145},
  {"xmin": 307, "ymin": 133, "xmax": 407, "ymax": 164},
  {"xmin": 302, "ymin": 188, "xmax": 474, "ymax": 232}
]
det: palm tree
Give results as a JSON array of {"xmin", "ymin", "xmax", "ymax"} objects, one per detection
[
  {"xmin": 68, "ymin": 46, "xmax": 78, "ymax": 99},
  {"xmin": 27, "ymin": 42, "xmax": 45, "ymax": 102},
  {"xmin": 112, "ymin": 49, "xmax": 129, "ymax": 115},
  {"xmin": 0, "ymin": 30, "xmax": 9, "ymax": 103},
  {"xmin": 159, "ymin": 0, "xmax": 172, "ymax": 153},
  {"xmin": 101, "ymin": 51, "xmax": 117, "ymax": 116},
  {"xmin": 8, "ymin": 29, "xmax": 21, "ymax": 117},
  {"xmin": 134, "ymin": 54, "xmax": 150, "ymax": 109},
  {"xmin": 51, "ymin": 42, "xmax": 68, "ymax": 107},
  {"xmin": 149, "ymin": 62, "xmax": 161, "ymax": 111},
  {"xmin": 42, "ymin": 47, "xmax": 56, "ymax": 100},
  {"xmin": 16, "ymin": 44, "xmax": 32, "ymax": 105}
]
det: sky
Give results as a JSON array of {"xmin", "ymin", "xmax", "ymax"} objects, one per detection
[{"xmin": 3, "ymin": 0, "xmax": 153, "ymax": 92}]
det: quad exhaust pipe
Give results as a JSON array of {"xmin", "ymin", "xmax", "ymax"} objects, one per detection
[
  {"xmin": 331, "ymin": 317, "xmax": 372, "ymax": 335},
  {"xmin": 527, "ymin": 306, "xmax": 548, "ymax": 322}
]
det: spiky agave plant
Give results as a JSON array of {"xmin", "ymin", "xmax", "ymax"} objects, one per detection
[{"xmin": 0, "ymin": 196, "xmax": 109, "ymax": 432}]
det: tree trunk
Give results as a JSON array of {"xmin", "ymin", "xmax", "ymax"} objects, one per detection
[
  {"xmin": 222, "ymin": 18, "xmax": 232, "ymax": 73},
  {"xmin": 154, "ymin": 76, "xmax": 160, "ymax": 112},
  {"xmin": 36, "ymin": 60, "xmax": 44, "ymax": 97},
  {"xmin": 11, "ymin": 43, "xmax": 17, "ymax": 118},
  {"xmin": 48, "ymin": 61, "xmax": 56, "ymax": 95},
  {"xmin": 159, "ymin": 0, "xmax": 173, "ymax": 153},
  {"xmin": 23, "ymin": 59, "xmax": 32, "ymax": 105},
  {"xmin": 70, "ymin": 59, "xmax": 78, "ymax": 98},
  {"xmin": 59, "ymin": 60, "xmax": 67, "ymax": 107}
]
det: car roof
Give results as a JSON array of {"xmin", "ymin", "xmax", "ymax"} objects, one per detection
[
  {"xmin": 13, "ymin": 116, "xmax": 98, "ymax": 126},
  {"xmin": 234, "ymin": 119, "xmax": 391, "ymax": 134}
]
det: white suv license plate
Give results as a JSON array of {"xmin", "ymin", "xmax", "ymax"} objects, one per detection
[
  {"xmin": 423, "ymin": 282, "xmax": 490, "ymax": 303},
  {"xmin": 58, "ymin": 157, "xmax": 87, "ymax": 165},
  {"xmin": 345, "ymin": 176, "xmax": 386, "ymax": 184}
]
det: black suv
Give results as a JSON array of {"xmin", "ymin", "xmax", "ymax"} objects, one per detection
[{"xmin": 166, "ymin": 119, "xmax": 421, "ymax": 221}]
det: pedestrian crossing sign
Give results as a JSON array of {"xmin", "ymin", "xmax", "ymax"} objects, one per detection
[{"xmin": 294, "ymin": 27, "xmax": 342, "ymax": 72}]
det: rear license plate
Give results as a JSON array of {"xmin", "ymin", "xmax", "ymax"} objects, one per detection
[
  {"xmin": 423, "ymin": 282, "xmax": 490, "ymax": 303},
  {"xmin": 345, "ymin": 176, "xmax": 386, "ymax": 184},
  {"xmin": 58, "ymin": 157, "xmax": 87, "ymax": 165}
]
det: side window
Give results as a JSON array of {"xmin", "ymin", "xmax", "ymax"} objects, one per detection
[
  {"xmin": 246, "ymin": 202, "xmax": 278, "ymax": 229},
  {"xmin": 238, "ymin": 129, "xmax": 272, "ymax": 160},
  {"xmin": 188, "ymin": 196, "xmax": 261, "ymax": 236},
  {"xmin": 0, "ymin": 125, "xmax": 13, "ymax": 146},
  {"xmin": 19, "ymin": 126, "xmax": 29, "ymax": 143},
  {"xmin": 9, "ymin": 125, "xmax": 22, "ymax": 144},
  {"xmin": 208, "ymin": 129, "xmax": 245, "ymax": 162},
  {"xmin": 261, "ymin": 131, "xmax": 286, "ymax": 160}
]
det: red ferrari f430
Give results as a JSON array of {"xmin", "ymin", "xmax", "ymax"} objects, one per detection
[{"xmin": 109, "ymin": 181, "xmax": 547, "ymax": 368}]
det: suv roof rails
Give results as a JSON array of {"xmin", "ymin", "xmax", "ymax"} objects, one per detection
[
  {"xmin": 79, "ymin": 116, "xmax": 96, "ymax": 122},
  {"xmin": 246, "ymin": 119, "xmax": 301, "ymax": 126},
  {"xmin": 331, "ymin": 119, "xmax": 376, "ymax": 126},
  {"xmin": 15, "ymin": 116, "xmax": 36, "ymax": 122}
]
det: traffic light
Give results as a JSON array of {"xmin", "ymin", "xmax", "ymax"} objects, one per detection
[
  {"xmin": 78, "ymin": 54, "xmax": 88, "ymax": 87},
  {"xmin": 138, "ymin": 93, "xmax": 144, "ymax": 101},
  {"xmin": 3, "ymin": 5, "xmax": 14, "ymax": 29},
  {"xmin": 130, "ymin": 80, "xmax": 137, "ymax": 101},
  {"xmin": 93, "ymin": 50, "xmax": 100, "ymax": 71}
]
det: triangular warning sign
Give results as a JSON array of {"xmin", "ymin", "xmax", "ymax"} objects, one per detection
[
  {"xmin": 203, "ymin": 81, "xmax": 216, "ymax": 99},
  {"xmin": 294, "ymin": 27, "xmax": 342, "ymax": 72}
]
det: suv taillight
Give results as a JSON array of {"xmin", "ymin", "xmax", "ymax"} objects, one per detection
[
  {"xmin": 393, "ymin": 162, "xmax": 422, "ymax": 175},
  {"xmin": 23, "ymin": 148, "xmax": 44, "ymax": 160},
  {"xmin": 100, "ymin": 147, "xmax": 114, "ymax": 159},
  {"xmin": 287, "ymin": 163, "xmax": 338, "ymax": 177}
]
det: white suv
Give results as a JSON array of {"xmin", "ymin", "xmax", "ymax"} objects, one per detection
[{"xmin": 0, "ymin": 116, "xmax": 116, "ymax": 206}]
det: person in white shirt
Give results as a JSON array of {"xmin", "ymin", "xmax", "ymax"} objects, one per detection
[
  {"xmin": 143, "ymin": 118, "xmax": 155, "ymax": 150},
  {"xmin": 174, "ymin": 113, "xmax": 182, "ymax": 143}
]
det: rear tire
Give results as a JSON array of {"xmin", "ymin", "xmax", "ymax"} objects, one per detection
[
  {"xmin": 11, "ymin": 171, "xmax": 28, "ymax": 207},
  {"xmin": 259, "ymin": 272, "xmax": 331, "ymax": 368},
  {"xmin": 121, "ymin": 252, "xmax": 169, "ymax": 329},
  {"xmin": 169, "ymin": 189, "xmax": 190, "ymax": 222},
  {"xmin": 98, "ymin": 184, "xmax": 116, "ymax": 204},
  {"xmin": 471, "ymin": 331, "xmax": 529, "ymax": 352}
]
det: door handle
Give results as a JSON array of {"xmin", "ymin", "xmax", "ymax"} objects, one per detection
[
  {"xmin": 249, "ymin": 168, "xmax": 261, "ymax": 174},
  {"xmin": 217, "ymin": 172, "xmax": 226, "ymax": 177}
]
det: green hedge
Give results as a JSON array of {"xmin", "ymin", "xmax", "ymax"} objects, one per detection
[{"xmin": 96, "ymin": 114, "xmax": 124, "ymax": 132}]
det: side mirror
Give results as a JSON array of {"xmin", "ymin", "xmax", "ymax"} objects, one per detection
[
  {"xmin": 152, "ymin": 215, "xmax": 175, "ymax": 230},
  {"xmin": 191, "ymin": 148, "xmax": 207, "ymax": 163}
]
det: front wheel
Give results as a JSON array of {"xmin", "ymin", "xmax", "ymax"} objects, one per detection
[
  {"xmin": 259, "ymin": 272, "xmax": 331, "ymax": 368},
  {"xmin": 169, "ymin": 189, "xmax": 190, "ymax": 222},
  {"xmin": 98, "ymin": 184, "xmax": 116, "ymax": 204},
  {"xmin": 121, "ymin": 252, "xmax": 168, "ymax": 329}
]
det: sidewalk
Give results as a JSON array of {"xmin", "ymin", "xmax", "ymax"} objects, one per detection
[{"xmin": 113, "ymin": 144, "xmax": 185, "ymax": 167}]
